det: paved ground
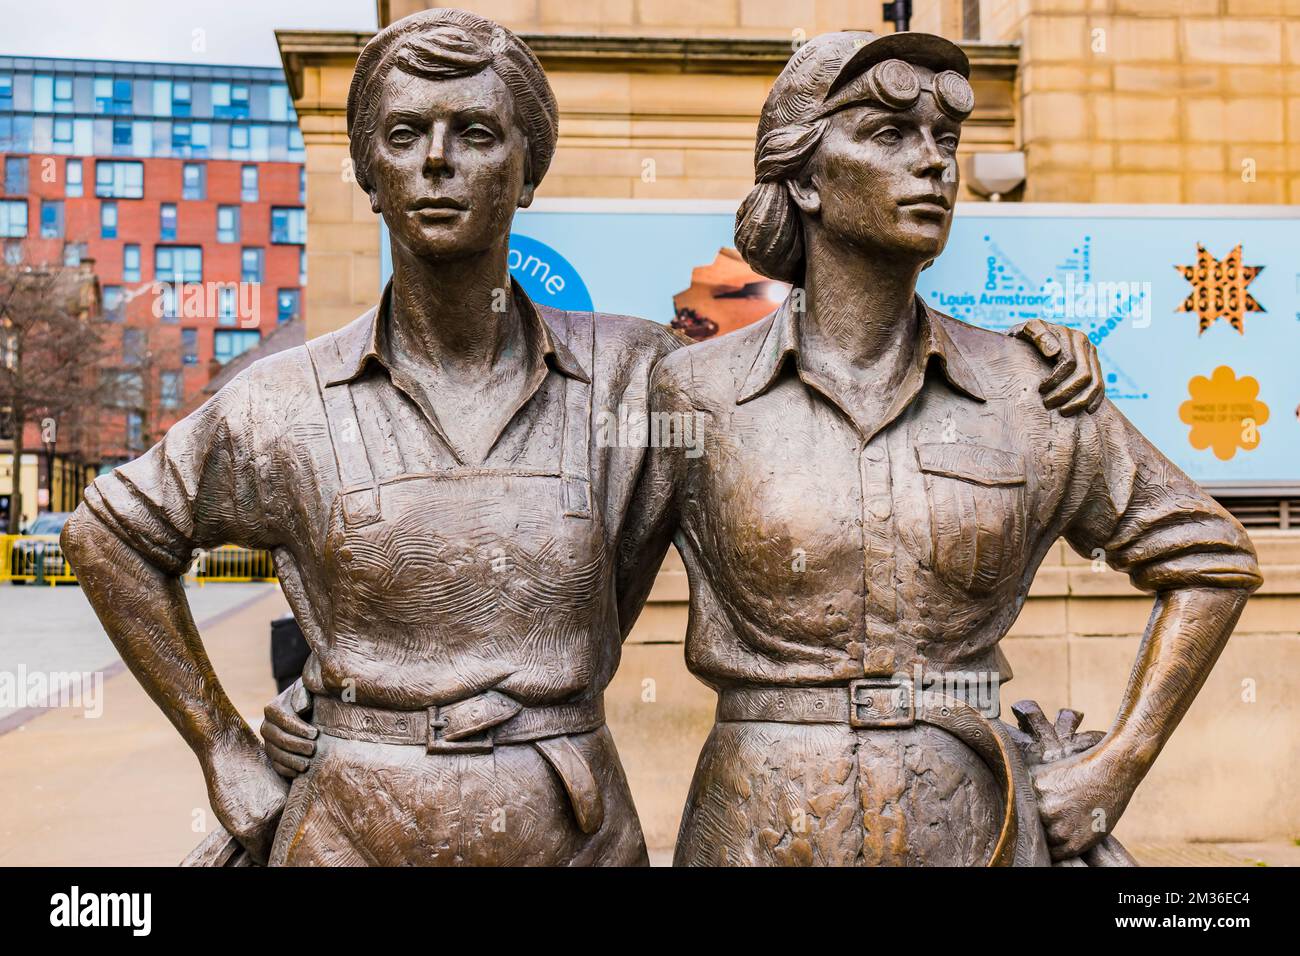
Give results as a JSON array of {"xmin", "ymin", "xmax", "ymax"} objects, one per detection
[
  {"xmin": 0, "ymin": 581, "xmax": 278, "ymax": 720},
  {"xmin": 0, "ymin": 582, "xmax": 288, "ymax": 865},
  {"xmin": 0, "ymin": 582, "xmax": 1294, "ymax": 866}
]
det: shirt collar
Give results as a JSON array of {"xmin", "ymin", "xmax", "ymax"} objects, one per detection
[
  {"xmin": 736, "ymin": 293, "xmax": 986, "ymax": 405},
  {"xmin": 319, "ymin": 277, "xmax": 591, "ymax": 387}
]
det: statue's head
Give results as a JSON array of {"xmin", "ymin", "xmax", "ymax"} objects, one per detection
[
  {"xmin": 736, "ymin": 31, "xmax": 973, "ymax": 283},
  {"xmin": 347, "ymin": 9, "xmax": 557, "ymax": 262}
]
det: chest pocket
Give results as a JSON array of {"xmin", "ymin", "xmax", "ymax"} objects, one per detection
[{"xmin": 916, "ymin": 442, "xmax": 1027, "ymax": 596}]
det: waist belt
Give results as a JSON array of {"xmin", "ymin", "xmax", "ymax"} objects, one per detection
[
  {"xmin": 312, "ymin": 690, "xmax": 607, "ymax": 835},
  {"xmin": 313, "ymin": 691, "xmax": 605, "ymax": 754},
  {"xmin": 717, "ymin": 679, "xmax": 1019, "ymax": 867}
]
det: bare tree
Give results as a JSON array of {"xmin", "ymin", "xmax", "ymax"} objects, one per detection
[{"xmin": 0, "ymin": 251, "xmax": 109, "ymax": 532}]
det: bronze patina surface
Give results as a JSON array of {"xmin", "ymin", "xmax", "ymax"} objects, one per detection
[
  {"xmin": 65, "ymin": 13, "xmax": 1114, "ymax": 867},
  {"xmin": 620, "ymin": 30, "xmax": 1262, "ymax": 866}
]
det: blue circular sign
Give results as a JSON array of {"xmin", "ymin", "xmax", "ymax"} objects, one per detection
[{"xmin": 507, "ymin": 233, "xmax": 593, "ymax": 312}]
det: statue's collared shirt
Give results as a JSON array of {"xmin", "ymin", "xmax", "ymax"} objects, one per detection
[
  {"xmin": 81, "ymin": 285, "xmax": 683, "ymax": 709},
  {"xmin": 643, "ymin": 295, "xmax": 1261, "ymax": 688}
]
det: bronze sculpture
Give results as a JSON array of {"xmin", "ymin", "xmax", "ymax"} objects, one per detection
[
  {"xmin": 64, "ymin": 12, "xmax": 1107, "ymax": 866},
  {"xmin": 618, "ymin": 30, "xmax": 1262, "ymax": 866}
]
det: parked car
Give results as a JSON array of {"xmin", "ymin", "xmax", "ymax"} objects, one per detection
[{"xmin": 10, "ymin": 512, "xmax": 73, "ymax": 584}]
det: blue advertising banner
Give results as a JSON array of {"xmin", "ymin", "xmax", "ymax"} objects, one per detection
[{"xmin": 382, "ymin": 202, "xmax": 1300, "ymax": 487}]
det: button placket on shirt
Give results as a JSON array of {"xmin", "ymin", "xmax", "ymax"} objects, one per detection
[{"xmin": 859, "ymin": 435, "xmax": 898, "ymax": 677}]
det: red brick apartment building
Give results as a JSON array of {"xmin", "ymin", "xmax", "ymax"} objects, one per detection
[{"xmin": 0, "ymin": 56, "xmax": 306, "ymax": 526}]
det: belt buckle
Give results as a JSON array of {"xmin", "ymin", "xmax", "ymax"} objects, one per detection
[
  {"xmin": 426, "ymin": 708, "xmax": 494, "ymax": 755},
  {"xmin": 848, "ymin": 678, "xmax": 915, "ymax": 728}
]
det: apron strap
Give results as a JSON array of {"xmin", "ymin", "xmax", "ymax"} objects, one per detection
[
  {"xmin": 307, "ymin": 331, "xmax": 381, "ymax": 528},
  {"xmin": 559, "ymin": 310, "xmax": 595, "ymax": 519}
]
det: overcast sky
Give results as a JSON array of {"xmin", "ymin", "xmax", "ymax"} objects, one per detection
[{"xmin": 1, "ymin": 0, "xmax": 378, "ymax": 68}]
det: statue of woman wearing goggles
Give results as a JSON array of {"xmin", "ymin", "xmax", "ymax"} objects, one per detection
[{"xmin": 622, "ymin": 31, "xmax": 1261, "ymax": 866}]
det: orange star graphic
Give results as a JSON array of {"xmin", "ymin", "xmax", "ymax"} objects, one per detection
[{"xmin": 1174, "ymin": 243, "xmax": 1264, "ymax": 335}]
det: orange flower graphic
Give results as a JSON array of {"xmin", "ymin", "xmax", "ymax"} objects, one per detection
[{"xmin": 1179, "ymin": 366, "xmax": 1269, "ymax": 461}]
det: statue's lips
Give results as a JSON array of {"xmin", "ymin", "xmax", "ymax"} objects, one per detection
[
  {"xmin": 898, "ymin": 195, "xmax": 951, "ymax": 217},
  {"xmin": 409, "ymin": 199, "xmax": 467, "ymax": 218}
]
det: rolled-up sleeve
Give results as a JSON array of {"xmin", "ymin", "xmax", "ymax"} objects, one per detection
[
  {"xmin": 1064, "ymin": 400, "xmax": 1262, "ymax": 593},
  {"xmin": 80, "ymin": 369, "xmax": 271, "ymax": 576}
]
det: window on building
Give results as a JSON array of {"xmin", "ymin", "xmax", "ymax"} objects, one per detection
[
  {"xmin": 112, "ymin": 120, "xmax": 133, "ymax": 147},
  {"xmin": 178, "ymin": 163, "xmax": 202, "ymax": 199},
  {"xmin": 0, "ymin": 200, "xmax": 28, "ymax": 238},
  {"xmin": 241, "ymin": 165, "xmax": 258, "ymax": 202},
  {"xmin": 241, "ymin": 247, "xmax": 263, "ymax": 283},
  {"xmin": 212, "ymin": 82, "xmax": 250, "ymax": 119},
  {"xmin": 214, "ymin": 329, "xmax": 260, "ymax": 365},
  {"xmin": 62, "ymin": 242, "xmax": 86, "ymax": 266},
  {"xmin": 299, "ymin": 166, "xmax": 306, "ymax": 203},
  {"xmin": 182, "ymin": 163, "xmax": 205, "ymax": 200},
  {"xmin": 217, "ymin": 205, "xmax": 239, "ymax": 243},
  {"xmin": 123, "ymin": 327, "xmax": 143, "ymax": 364},
  {"xmin": 173, "ymin": 123, "xmax": 192, "ymax": 151},
  {"xmin": 277, "ymin": 289, "xmax": 301, "ymax": 324},
  {"xmin": 270, "ymin": 206, "xmax": 305, "ymax": 244},
  {"xmin": 150, "ymin": 80, "xmax": 170, "ymax": 116},
  {"xmin": 33, "ymin": 75, "xmax": 53, "ymax": 112},
  {"xmin": 5, "ymin": 239, "xmax": 22, "ymax": 265},
  {"xmin": 5, "ymin": 157, "xmax": 28, "ymax": 194},
  {"xmin": 230, "ymin": 124, "xmax": 250, "ymax": 151},
  {"xmin": 39, "ymin": 200, "xmax": 63, "ymax": 239},
  {"xmin": 53, "ymin": 118, "xmax": 74, "ymax": 149},
  {"xmin": 0, "ymin": 76, "xmax": 13, "ymax": 111},
  {"xmin": 102, "ymin": 285, "xmax": 124, "ymax": 321},
  {"xmin": 94, "ymin": 161, "xmax": 144, "ymax": 199},
  {"xmin": 181, "ymin": 328, "xmax": 198, "ymax": 366},
  {"xmin": 269, "ymin": 85, "xmax": 291, "ymax": 122},
  {"xmin": 161, "ymin": 370, "xmax": 182, "ymax": 410},
  {"xmin": 126, "ymin": 411, "xmax": 144, "ymax": 451},
  {"xmin": 158, "ymin": 283, "xmax": 178, "ymax": 321},
  {"xmin": 155, "ymin": 245, "xmax": 202, "ymax": 283},
  {"xmin": 218, "ymin": 285, "xmax": 237, "ymax": 326},
  {"xmin": 93, "ymin": 76, "xmax": 113, "ymax": 114},
  {"xmin": 123, "ymin": 243, "xmax": 141, "ymax": 282},
  {"xmin": 172, "ymin": 82, "xmax": 191, "ymax": 117},
  {"xmin": 65, "ymin": 158, "xmax": 82, "ymax": 197},
  {"xmin": 160, "ymin": 203, "xmax": 177, "ymax": 241},
  {"xmin": 113, "ymin": 79, "xmax": 133, "ymax": 115},
  {"xmin": 299, "ymin": 248, "xmax": 307, "ymax": 286},
  {"xmin": 100, "ymin": 201, "xmax": 118, "ymax": 239},
  {"xmin": 53, "ymin": 76, "xmax": 73, "ymax": 112},
  {"xmin": 190, "ymin": 123, "xmax": 211, "ymax": 156}
]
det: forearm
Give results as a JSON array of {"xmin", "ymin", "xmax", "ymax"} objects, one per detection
[
  {"xmin": 1105, "ymin": 586, "xmax": 1251, "ymax": 774},
  {"xmin": 61, "ymin": 507, "xmax": 258, "ymax": 764}
]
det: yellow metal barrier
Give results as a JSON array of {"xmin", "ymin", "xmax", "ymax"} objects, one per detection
[
  {"xmin": 0, "ymin": 536, "xmax": 276, "ymax": 585},
  {"xmin": 1, "ymin": 535, "xmax": 77, "ymax": 585},
  {"xmin": 194, "ymin": 545, "xmax": 277, "ymax": 583}
]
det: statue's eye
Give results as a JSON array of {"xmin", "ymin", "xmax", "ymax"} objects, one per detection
[
  {"xmin": 388, "ymin": 126, "xmax": 419, "ymax": 147},
  {"xmin": 937, "ymin": 134, "xmax": 960, "ymax": 152},
  {"xmin": 872, "ymin": 127, "xmax": 903, "ymax": 146},
  {"xmin": 462, "ymin": 123, "xmax": 497, "ymax": 144}
]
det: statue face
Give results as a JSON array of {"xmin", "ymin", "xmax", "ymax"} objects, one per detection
[
  {"xmin": 368, "ymin": 66, "xmax": 531, "ymax": 261},
  {"xmin": 800, "ymin": 65, "xmax": 960, "ymax": 263}
]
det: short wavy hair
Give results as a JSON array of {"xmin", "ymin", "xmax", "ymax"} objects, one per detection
[{"xmin": 346, "ymin": 9, "xmax": 558, "ymax": 197}]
